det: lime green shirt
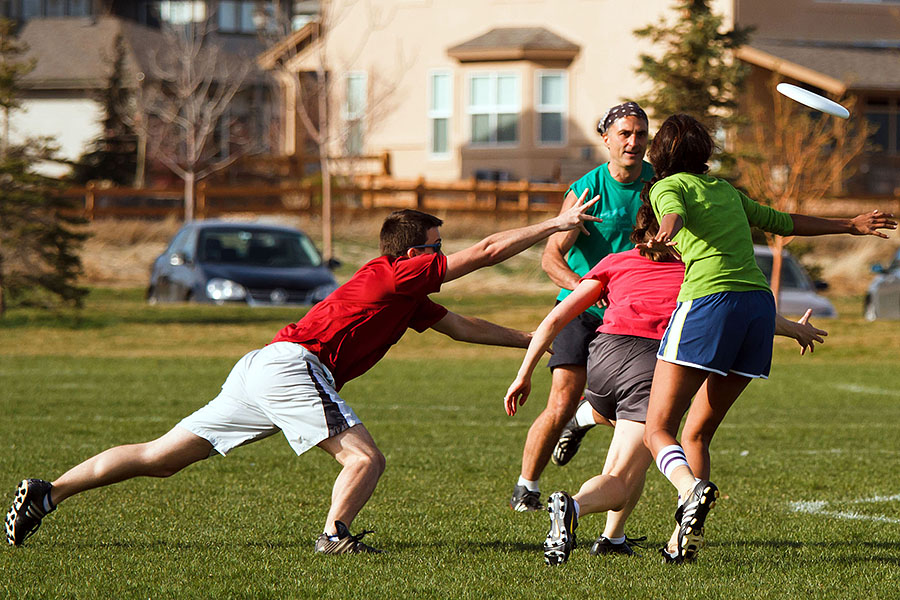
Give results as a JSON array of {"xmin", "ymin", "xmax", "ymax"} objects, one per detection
[
  {"xmin": 559, "ymin": 161, "xmax": 654, "ymax": 318},
  {"xmin": 649, "ymin": 173, "xmax": 794, "ymax": 302}
]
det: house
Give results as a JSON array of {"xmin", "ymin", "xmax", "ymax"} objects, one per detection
[
  {"xmin": 2, "ymin": 0, "xmax": 316, "ymax": 180},
  {"xmin": 262, "ymin": 0, "xmax": 900, "ymax": 196},
  {"xmin": 259, "ymin": 0, "xmax": 728, "ymax": 185},
  {"xmin": 733, "ymin": 0, "xmax": 900, "ymax": 196}
]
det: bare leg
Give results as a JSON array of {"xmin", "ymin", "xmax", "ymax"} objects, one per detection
[
  {"xmin": 520, "ymin": 365, "xmax": 585, "ymax": 481},
  {"xmin": 50, "ymin": 426, "xmax": 214, "ymax": 505},
  {"xmin": 317, "ymin": 424, "xmax": 385, "ymax": 536},
  {"xmin": 681, "ymin": 373, "xmax": 751, "ymax": 480},
  {"xmin": 643, "ymin": 360, "xmax": 709, "ymax": 497},
  {"xmin": 571, "ymin": 420, "xmax": 652, "ymax": 539}
]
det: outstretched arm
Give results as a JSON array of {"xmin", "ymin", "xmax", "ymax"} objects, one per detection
[
  {"xmin": 443, "ymin": 190, "xmax": 601, "ymax": 283},
  {"xmin": 542, "ymin": 191, "xmax": 587, "ymax": 291},
  {"xmin": 430, "ymin": 311, "xmax": 532, "ymax": 349},
  {"xmin": 636, "ymin": 212, "xmax": 682, "ymax": 253},
  {"xmin": 790, "ymin": 210, "xmax": 896, "ymax": 238},
  {"xmin": 774, "ymin": 309, "xmax": 827, "ymax": 355},
  {"xmin": 503, "ymin": 279, "xmax": 604, "ymax": 416}
]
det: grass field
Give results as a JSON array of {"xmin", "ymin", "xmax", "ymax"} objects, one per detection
[{"xmin": 2, "ymin": 289, "xmax": 900, "ymax": 599}]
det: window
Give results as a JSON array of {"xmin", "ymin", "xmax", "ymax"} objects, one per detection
[
  {"xmin": 864, "ymin": 97, "xmax": 900, "ymax": 155},
  {"xmin": 536, "ymin": 71, "xmax": 566, "ymax": 145},
  {"xmin": 218, "ymin": 1, "xmax": 277, "ymax": 33},
  {"xmin": 468, "ymin": 72, "xmax": 520, "ymax": 145},
  {"xmin": 429, "ymin": 71, "xmax": 452, "ymax": 157},
  {"xmin": 344, "ymin": 73, "xmax": 367, "ymax": 155},
  {"xmin": 157, "ymin": 1, "xmax": 206, "ymax": 25},
  {"xmin": 4, "ymin": 0, "xmax": 91, "ymax": 17}
]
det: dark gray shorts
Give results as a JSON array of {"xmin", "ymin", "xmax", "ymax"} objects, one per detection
[
  {"xmin": 547, "ymin": 308, "xmax": 603, "ymax": 370},
  {"xmin": 584, "ymin": 333, "xmax": 660, "ymax": 422}
]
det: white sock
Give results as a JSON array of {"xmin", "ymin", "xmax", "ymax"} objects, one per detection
[
  {"xmin": 655, "ymin": 444, "xmax": 690, "ymax": 484},
  {"xmin": 604, "ymin": 535, "xmax": 626, "ymax": 545},
  {"xmin": 517, "ymin": 476, "xmax": 539, "ymax": 493},
  {"xmin": 574, "ymin": 400, "xmax": 597, "ymax": 428},
  {"xmin": 572, "ymin": 498, "xmax": 581, "ymax": 518}
]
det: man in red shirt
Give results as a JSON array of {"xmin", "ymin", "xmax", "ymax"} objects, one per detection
[{"xmin": 6, "ymin": 196, "xmax": 600, "ymax": 554}]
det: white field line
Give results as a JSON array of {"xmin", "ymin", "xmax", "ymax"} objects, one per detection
[
  {"xmin": 790, "ymin": 494, "xmax": 900, "ymax": 524},
  {"xmin": 832, "ymin": 383, "xmax": 900, "ymax": 397}
]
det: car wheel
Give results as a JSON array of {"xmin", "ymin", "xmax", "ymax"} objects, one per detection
[
  {"xmin": 864, "ymin": 295, "xmax": 877, "ymax": 321},
  {"xmin": 147, "ymin": 287, "xmax": 159, "ymax": 305}
]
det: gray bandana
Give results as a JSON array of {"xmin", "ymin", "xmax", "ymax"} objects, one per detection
[{"xmin": 597, "ymin": 102, "xmax": 648, "ymax": 134}]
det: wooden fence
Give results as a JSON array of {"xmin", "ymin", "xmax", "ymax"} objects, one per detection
[
  {"xmin": 64, "ymin": 177, "xmax": 571, "ymax": 221},
  {"xmin": 61, "ymin": 179, "xmax": 900, "ymax": 221}
]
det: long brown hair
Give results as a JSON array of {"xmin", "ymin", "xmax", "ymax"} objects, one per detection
[{"xmin": 641, "ymin": 114, "xmax": 715, "ymax": 206}]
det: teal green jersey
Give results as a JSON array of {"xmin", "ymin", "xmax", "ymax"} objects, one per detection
[
  {"xmin": 649, "ymin": 173, "xmax": 794, "ymax": 302},
  {"xmin": 558, "ymin": 161, "xmax": 655, "ymax": 318}
]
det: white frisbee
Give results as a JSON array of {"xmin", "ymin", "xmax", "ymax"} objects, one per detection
[{"xmin": 776, "ymin": 83, "xmax": 850, "ymax": 119}]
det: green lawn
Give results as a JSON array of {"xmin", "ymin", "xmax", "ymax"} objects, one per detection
[{"xmin": 2, "ymin": 290, "xmax": 900, "ymax": 599}]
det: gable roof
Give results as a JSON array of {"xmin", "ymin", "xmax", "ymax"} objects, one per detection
[
  {"xmin": 18, "ymin": 16, "xmax": 269, "ymax": 91},
  {"xmin": 447, "ymin": 27, "xmax": 580, "ymax": 62},
  {"xmin": 737, "ymin": 39, "xmax": 900, "ymax": 95}
]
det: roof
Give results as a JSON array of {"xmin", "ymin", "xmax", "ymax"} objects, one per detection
[
  {"xmin": 447, "ymin": 27, "xmax": 580, "ymax": 62},
  {"xmin": 18, "ymin": 16, "xmax": 270, "ymax": 91},
  {"xmin": 737, "ymin": 39, "xmax": 900, "ymax": 95}
]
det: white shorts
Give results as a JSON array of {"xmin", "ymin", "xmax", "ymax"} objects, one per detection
[{"xmin": 178, "ymin": 342, "xmax": 362, "ymax": 456}]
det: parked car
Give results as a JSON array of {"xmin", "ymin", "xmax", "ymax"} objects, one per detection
[
  {"xmin": 753, "ymin": 245, "xmax": 837, "ymax": 318},
  {"xmin": 147, "ymin": 220, "xmax": 339, "ymax": 306},
  {"xmin": 864, "ymin": 248, "xmax": 900, "ymax": 320}
]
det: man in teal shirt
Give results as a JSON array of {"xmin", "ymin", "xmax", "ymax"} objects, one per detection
[{"xmin": 510, "ymin": 103, "xmax": 654, "ymax": 522}]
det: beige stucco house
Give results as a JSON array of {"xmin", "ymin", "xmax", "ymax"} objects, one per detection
[
  {"xmin": 260, "ymin": 0, "xmax": 736, "ymax": 185},
  {"xmin": 263, "ymin": 0, "xmax": 900, "ymax": 195}
]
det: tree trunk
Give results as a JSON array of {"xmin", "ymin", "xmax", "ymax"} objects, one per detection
[
  {"xmin": 184, "ymin": 171, "xmax": 195, "ymax": 222},
  {"xmin": 770, "ymin": 235, "xmax": 785, "ymax": 311},
  {"xmin": 0, "ymin": 255, "xmax": 6, "ymax": 317},
  {"xmin": 318, "ymin": 71, "xmax": 332, "ymax": 260}
]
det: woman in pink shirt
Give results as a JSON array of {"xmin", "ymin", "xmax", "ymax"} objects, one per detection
[{"xmin": 504, "ymin": 203, "xmax": 825, "ymax": 566}]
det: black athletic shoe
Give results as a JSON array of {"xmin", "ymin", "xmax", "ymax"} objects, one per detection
[
  {"xmin": 5, "ymin": 478, "xmax": 55, "ymax": 547},
  {"xmin": 589, "ymin": 535, "xmax": 647, "ymax": 557},
  {"xmin": 677, "ymin": 479, "xmax": 719, "ymax": 562},
  {"xmin": 543, "ymin": 491, "xmax": 578, "ymax": 565},
  {"xmin": 510, "ymin": 485, "xmax": 542, "ymax": 512},
  {"xmin": 659, "ymin": 545, "xmax": 683, "ymax": 564},
  {"xmin": 551, "ymin": 402, "xmax": 595, "ymax": 467},
  {"xmin": 314, "ymin": 520, "xmax": 382, "ymax": 554}
]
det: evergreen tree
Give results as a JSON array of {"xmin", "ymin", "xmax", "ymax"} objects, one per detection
[
  {"xmin": 71, "ymin": 34, "xmax": 138, "ymax": 185},
  {"xmin": 634, "ymin": 0, "xmax": 753, "ymax": 170},
  {"xmin": 0, "ymin": 18, "xmax": 88, "ymax": 316}
]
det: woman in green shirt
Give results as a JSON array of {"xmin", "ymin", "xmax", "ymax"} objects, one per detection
[{"xmin": 639, "ymin": 114, "xmax": 896, "ymax": 563}]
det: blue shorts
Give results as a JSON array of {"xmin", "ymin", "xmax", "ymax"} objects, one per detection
[{"xmin": 657, "ymin": 290, "xmax": 776, "ymax": 379}]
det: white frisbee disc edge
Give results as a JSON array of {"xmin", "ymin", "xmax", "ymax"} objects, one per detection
[{"xmin": 776, "ymin": 83, "xmax": 850, "ymax": 119}]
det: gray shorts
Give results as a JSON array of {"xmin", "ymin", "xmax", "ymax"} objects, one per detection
[
  {"xmin": 584, "ymin": 333, "xmax": 660, "ymax": 422},
  {"xmin": 547, "ymin": 308, "xmax": 603, "ymax": 370},
  {"xmin": 178, "ymin": 342, "xmax": 362, "ymax": 456}
]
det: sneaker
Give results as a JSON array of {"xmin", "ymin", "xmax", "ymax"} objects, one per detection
[
  {"xmin": 315, "ymin": 520, "xmax": 381, "ymax": 554},
  {"xmin": 659, "ymin": 545, "xmax": 683, "ymax": 564},
  {"xmin": 543, "ymin": 491, "xmax": 578, "ymax": 565},
  {"xmin": 676, "ymin": 479, "xmax": 719, "ymax": 562},
  {"xmin": 551, "ymin": 401, "xmax": 595, "ymax": 467},
  {"xmin": 509, "ymin": 485, "xmax": 542, "ymax": 512},
  {"xmin": 589, "ymin": 535, "xmax": 647, "ymax": 557},
  {"xmin": 6, "ymin": 478, "xmax": 55, "ymax": 547}
]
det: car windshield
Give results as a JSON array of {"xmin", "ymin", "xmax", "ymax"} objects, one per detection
[
  {"xmin": 198, "ymin": 228, "xmax": 322, "ymax": 268},
  {"xmin": 754, "ymin": 252, "xmax": 811, "ymax": 291}
]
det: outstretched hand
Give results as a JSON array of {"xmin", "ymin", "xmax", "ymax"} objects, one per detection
[
  {"xmin": 556, "ymin": 189, "xmax": 602, "ymax": 236},
  {"xmin": 504, "ymin": 377, "xmax": 531, "ymax": 416},
  {"xmin": 849, "ymin": 210, "xmax": 897, "ymax": 238},
  {"xmin": 793, "ymin": 309, "xmax": 828, "ymax": 355},
  {"xmin": 635, "ymin": 231, "xmax": 678, "ymax": 253}
]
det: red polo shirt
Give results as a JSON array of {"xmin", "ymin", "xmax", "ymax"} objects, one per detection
[{"xmin": 271, "ymin": 252, "xmax": 448, "ymax": 389}]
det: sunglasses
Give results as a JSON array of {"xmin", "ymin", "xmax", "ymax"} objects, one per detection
[{"xmin": 409, "ymin": 242, "xmax": 442, "ymax": 252}]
